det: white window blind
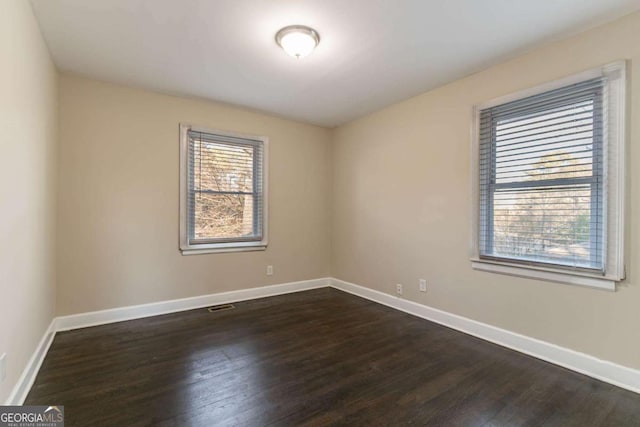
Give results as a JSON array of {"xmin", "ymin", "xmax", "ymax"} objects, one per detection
[
  {"xmin": 478, "ymin": 78, "xmax": 606, "ymax": 271},
  {"xmin": 180, "ymin": 125, "xmax": 267, "ymax": 254}
]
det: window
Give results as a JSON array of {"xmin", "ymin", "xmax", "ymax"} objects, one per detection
[
  {"xmin": 471, "ymin": 62, "xmax": 626, "ymax": 290},
  {"xmin": 179, "ymin": 124, "xmax": 268, "ymax": 254}
]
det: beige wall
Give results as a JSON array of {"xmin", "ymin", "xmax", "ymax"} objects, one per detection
[
  {"xmin": 332, "ymin": 12, "xmax": 640, "ymax": 370},
  {"xmin": 57, "ymin": 75, "xmax": 332, "ymax": 315},
  {"xmin": 0, "ymin": 1, "xmax": 58, "ymax": 402}
]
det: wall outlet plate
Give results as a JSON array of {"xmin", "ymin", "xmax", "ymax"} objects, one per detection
[
  {"xmin": 419, "ymin": 279, "xmax": 427, "ymax": 292},
  {"xmin": 266, "ymin": 265, "xmax": 274, "ymax": 276},
  {"xmin": 396, "ymin": 283, "xmax": 403, "ymax": 295}
]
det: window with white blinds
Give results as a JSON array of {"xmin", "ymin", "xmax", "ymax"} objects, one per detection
[
  {"xmin": 472, "ymin": 62, "xmax": 626, "ymax": 290},
  {"xmin": 180, "ymin": 125, "xmax": 268, "ymax": 254},
  {"xmin": 479, "ymin": 78, "xmax": 604, "ymax": 270}
]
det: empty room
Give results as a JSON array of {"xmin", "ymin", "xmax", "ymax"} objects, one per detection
[{"xmin": 2, "ymin": 0, "xmax": 640, "ymax": 425}]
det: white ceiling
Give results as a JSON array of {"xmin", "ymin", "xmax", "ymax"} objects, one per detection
[{"xmin": 31, "ymin": 0, "xmax": 640, "ymax": 127}]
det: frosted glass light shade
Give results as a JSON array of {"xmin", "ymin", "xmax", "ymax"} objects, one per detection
[{"xmin": 275, "ymin": 26, "xmax": 320, "ymax": 59}]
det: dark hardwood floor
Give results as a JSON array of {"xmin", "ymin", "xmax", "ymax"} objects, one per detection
[{"xmin": 26, "ymin": 288, "xmax": 640, "ymax": 426}]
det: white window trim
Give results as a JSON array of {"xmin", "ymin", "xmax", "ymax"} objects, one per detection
[
  {"xmin": 470, "ymin": 61, "xmax": 627, "ymax": 291},
  {"xmin": 179, "ymin": 123, "xmax": 269, "ymax": 255}
]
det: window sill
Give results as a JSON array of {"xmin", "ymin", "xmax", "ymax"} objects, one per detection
[
  {"xmin": 470, "ymin": 258, "xmax": 618, "ymax": 291},
  {"xmin": 181, "ymin": 243, "xmax": 267, "ymax": 255}
]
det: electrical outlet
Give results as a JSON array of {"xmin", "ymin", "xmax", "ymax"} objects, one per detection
[
  {"xmin": 419, "ymin": 279, "xmax": 427, "ymax": 292},
  {"xmin": 0, "ymin": 353, "xmax": 6, "ymax": 383},
  {"xmin": 396, "ymin": 283, "xmax": 403, "ymax": 295},
  {"xmin": 266, "ymin": 265, "xmax": 274, "ymax": 276}
]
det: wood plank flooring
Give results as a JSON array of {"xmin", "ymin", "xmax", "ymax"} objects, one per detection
[{"xmin": 25, "ymin": 288, "xmax": 640, "ymax": 426}]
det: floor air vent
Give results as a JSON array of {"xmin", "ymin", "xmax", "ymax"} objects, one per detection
[{"xmin": 207, "ymin": 303, "xmax": 236, "ymax": 313}]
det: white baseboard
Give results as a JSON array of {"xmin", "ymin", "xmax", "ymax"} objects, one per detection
[
  {"xmin": 5, "ymin": 319, "xmax": 57, "ymax": 405},
  {"xmin": 56, "ymin": 278, "xmax": 331, "ymax": 331},
  {"xmin": 330, "ymin": 278, "xmax": 640, "ymax": 395},
  {"xmin": 6, "ymin": 278, "xmax": 329, "ymax": 405},
  {"xmin": 8, "ymin": 276, "xmax": 639, "ymax": 406}
]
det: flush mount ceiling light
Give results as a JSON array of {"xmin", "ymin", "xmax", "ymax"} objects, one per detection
[{"xmin": 275, "ymin": 25, "xmax": 320, "ymax": 59}]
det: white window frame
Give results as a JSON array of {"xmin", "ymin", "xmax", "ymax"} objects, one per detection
[
  {"xmin": 179, "ymin": 124, "xmax": 269, "ymax": 255},
  {"xmin": 470, "ymin": 61, "xmax": 627, "ymax": 291}
]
